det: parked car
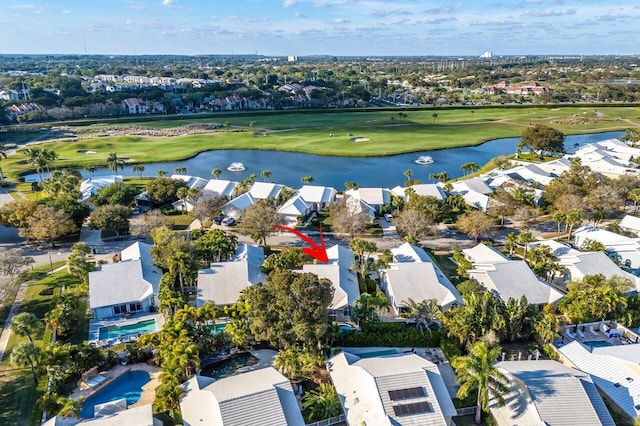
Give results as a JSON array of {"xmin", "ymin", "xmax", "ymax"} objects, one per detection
[
  {"xmin": 213, "ymin": 214, "xmax": 225, "ymax": 225},
  {"xmin": 221, "ymin": 217, "xmax": 236, "ymax": 226},
  {"xmin": 384, "ymin": 213, "xmax": 393, "ymax": 222}
]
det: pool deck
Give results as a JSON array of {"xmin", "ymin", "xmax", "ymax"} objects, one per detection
[
  {"xmin": 71, "ymin": 363, "xmax": 161, "ymax": 405},
  {"xmin": 88, "ymin": 312, "xmax": 164, "ymax": 346},
  {"xmin": 556, "ymin": 321, "xmax": 640, "ymax": 350}
]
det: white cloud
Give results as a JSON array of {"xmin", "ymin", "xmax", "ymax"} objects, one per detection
[
  {"xmin": 283, "ymin": 0, "xmax": 296, "ymax": 8},
  {"xmin": 524, "ymin": 8, "xmax": 575, "ymax": 16},
  {"xmin": 312, "ymin": 1, "xmax": 327, "ymax": 7},
  {"xmin": 162, "ymin": 0, "xmax": 175, "ymax": 6}
]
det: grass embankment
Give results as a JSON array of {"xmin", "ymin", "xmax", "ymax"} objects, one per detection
[
  {"xmin": 2, "ymin": 106, "xmax": 639, "ymax": 179},
  {"xmin": 0, "ymin": 270, "xmax": 81, "ymax": 426}
]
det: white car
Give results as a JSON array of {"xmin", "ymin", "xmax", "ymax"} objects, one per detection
[{"xmin": 384, "ymin": 213, "xmax": 393, "ymax": 222}]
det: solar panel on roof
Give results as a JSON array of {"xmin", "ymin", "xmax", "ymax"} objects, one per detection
[
  {"xmin": 388, "ymin": 387, "xmax": 425, "ymax": 401},
  {"xmin": 392, "ymin": 401, "xmax": 432, "ymax": 417}
]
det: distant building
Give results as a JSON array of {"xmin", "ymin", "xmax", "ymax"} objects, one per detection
[
  {"xmin": 488, "ymin": 80, "xmax": 551, "ymax": 96},
  {"xmin": 287, "ymin": 55, "xmax": 298, "ymax": 62},
  {"xmin": 480, "ymin": 51, "xmax": 493, "ymax": 58}
]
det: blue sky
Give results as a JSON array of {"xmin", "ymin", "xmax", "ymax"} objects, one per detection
[{"xmin": 1, "ymin": 0, "xmax": 639, "ymax": 56}]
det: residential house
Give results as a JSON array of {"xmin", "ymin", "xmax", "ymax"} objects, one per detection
[
  {"xmin": 380, "ymin": 243, "xmax": 462, "ymax": 313},
  {"xmin": 346, "ymin": 196, "xmax": 376, "ymax": 222},
  {"xmin": 248, "ymin": 182, "xmax": 284, "ymax": 201},
  {"xmin": 491, "ymin": 360, "xmax": 615, "ymax": 426},
  {"xmin": 300, "ymin": 244, "xmax": 360, "ymax": 321},
  {"xmin": 221, "ymin": 192, "xmax": 257, "ymax": 218},
  {"xmin": 345, "ymin": 187, "xmax": 392, "ymax": 213},
  {"xmin": 202, "ymin": 179, "xmax": 239, "ymax": 199},
  {"xmin": 450, "ymin": 178, "xmax": 493, "ymax": 212},
  {"xmin": 327, "ymin": 350, "xmax": 457, "ymax": 426},
  {"xmin": 391, "ymin": 184, "xmax": 446, "ymax": 202},
  {"xmin": 170, "ymin": 174, "xmax": 209, "ymax": 191},
  {"xmin": 463, "ymin": 244, "xmax": 564, "ymax": 305},
  {"xmin": 43, "ymin": 403, "xmax": 159, "ymax": 426},
  {"xmin": 619, "ymin": 214, "xmax": 640, "ymax": 236},
  {"xmin": 79, "ymin": 175, "xmax": 123, "ymax": 203},
  {"xmin": 558, "ymin": 340, "xmax": 640, "ymax": 420},
  {"xmin": 197, "ymin": 244, "xmax": 265, "ymax": 307},
  {"xmin": 573, "ymin": 226, "xmax": 640, "ymax": 269},
  {"xmin": 532, "ymin": 240, "xmax": 640, "ymax": 292},
  {"xmin": 180, "ymin": 368, "xmax": 305, "ymax": 426},
  {"xmin": 277, "ymin": 195, "xmax": 312, "ymax": 225},
  {"xmin": 122, "ymin": 98, "xmax": 147, "ymax": 115},
  {"xmin": 89, "ymin": 242, "xmax": 161, "ymax": 319},
  {"xmin": 297, "ymin": 185, "xmax": 337, "ymax": 211}
]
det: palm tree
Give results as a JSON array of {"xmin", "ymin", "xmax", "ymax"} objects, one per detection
[
  {"xmin": 106, "ymin": 152, "xmax": 124, "ymax": 173},
  {"xmin": 452, "ymin": 341, "xmax": 509, "ymax": 424},
  {"xmin": 301, "ymin": 383, "xmax": 342, "ymax": 423},
  {"xmin": 432, "ymin": 112, "xmax": 438, "ymax": 124},
  {"xmin": 301, "ymin": 176, "xmax": 314, "ymax": 185},
  {"xmin": 157, "ymin": 169, "xmax": 168, "ymax": 177},
  {"xmin": 10, "ymin": 342, "xmax": 40, "ymax": 384},
  {"xmin": 174, "ymin": 166, "xmax": 187, "ymax": 174},
  {"xmin": 401, "ymin": 298, "xmax": 441, "ymax": 335},
  {"xmin": 505, "ymin": 232, "xmax": 518, "ymax": 257},
  {"xmin": 552, "ymin": 211, "xmax": 566, "ymax": 238},
  {"xmin": 176, "ymin": 187, "xmax": 188, "ymax": 212},
  {"xmin": 249, "ymin": 121, "xmax": 257, "ymax": 134},
  {"xmin": 23, "ymin": 147, "xmax": 46, "ymax": 180},
  {"xmin": 10, "ymin": 312, "xmax": 40, "ymax": 343},
  {"xmin": 436, "ymin": 171, "xmax": 449, "ymax": 183},
  {"xmin": 56, "ymin": 396, "xmax": 84, "ymax": 419},
  {"xmin": 168, "ymin": 251, "xmax": 191, "ymax": 292},
  {"xmin": 187, "ymin": 188, "xmax": 201, "ymax": 203},
  {"xmin": 261, "ymin": 169, "xmax": 272, "ymax": 182},
  {"xmin": 223, "ymin": 121, "xmax": 230, "ymax": 132},
  {"xmin": 42, "ymin": 148, "xmax": 59, "ymax": 172},
  {"xmin": 83, "ymin": 164, "xmax": 96, "ymax": 178},
  {"xmin": 461, "ymin": 162, "xmax": 480, "ymax": 176},
  {"xmin": 0, "ymin": 144, "xmax": 8, "ymax": 184},
  {"xmin": 566, "ymin": 208, "xmax": 583, "ymax": 241},
  {"xmin": 211, "ymin": 168, "xmax": 222, "ymax": 179},
  {"xmin": 403, "ymin": 169, "xmax": 413, "ymax": 182},
  {"xmin": 133, "ymin": 164, "xmax": 145, "ymax": 178},
  {"xmin": 517, "ymin": 231, "xmax": 534, "ymax": 259}
]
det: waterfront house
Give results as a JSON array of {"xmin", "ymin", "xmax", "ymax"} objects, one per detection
[
  {"xmin": 221, "ymin": 192, "xmax": 257, "ymax": 218},
  {"xmin": 449, "ymin": 179, "xmax": 493, "ymax": 212},
  {"xmin": 180, "ymin": 368, "xmax": 304, "ymax": 426},
  {"xmin": 197, "ymin": 244, "xmax": 265, "ymax": 307},
  {"xmin": 345, "ymin": 187, "xmax": 392, "ymax": 213},
  {"xmin": 122, "ymin": 98, "xmax": 147, "ymax": 114},
  {"xmin": 380, "ymin": 243, "xmax": 462, "ymax": 313},
  {"xmin": 79, "ymin": 175, "xmax": 123, "ymax": 203},
  {"xmin": 170, "ymin": 174, "xmax": 209, "ymax": 191},
  {"xmin": 297, "ymin": 185, "xmax": 337, "ymax": 211},
  {"xmin": 391, "ymin": 184, "xmax": 446, "ymax": 202},
  {"xmin": 89, "ymin": 242, "xmax": 161, "ymax": 320},
  {"xmin": 327, "ymin": 351, "xmax": 457, "ymax": 426},
  {"xmin": 202, "ymin": 179, "xmax": 239, "ymax": 199},
  {"xmin": 491, "ymin": 360, "xmax": 615, "ymax": 426},
  {"xmin": 277, "ymin": 195, "xmax": 312, "ymax": 225},
  {"xmin": 248, "ymin": 182, "xmax": 284, "ymax": 201}
]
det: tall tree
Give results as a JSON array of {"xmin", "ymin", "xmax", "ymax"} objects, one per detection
[
  {"xmin": 133, "ymin": 164, "xmax": 145, "ymax": 178},
  {"xmin": 301, "ymin": 176, "xmax": 315, "ymax": 185},
  {"xmin": 301, "ymin": 383, "xmax": 342, "ymax": 423},
  {"xmin": 403, "ymin": 169, "xmax": 413, "ymax": 182},
  {"xmin": 10, "ymin": 312, "xmax": 41, "ymax": 344},
  {"xmin": 25, "ymin": 206, "xmax": 77, "ymax": 247},
  {"xmin": 238, "ymin": 201, "xmax": 282, "ymax": 246},
  {"xmin": 10, "ymin": 342, "xmax": 41, "ymax": 384},
  {"xmin": 0, "ymin": 144, "xmax": 7, "ymax": 184},
  {"xmin": 394, "ymin": 209, "xmax": 433, "ymax": 242},
  {"xmin": 89, "ymin": 204, "xmax": 131, "ymax": 236},
  {"xmin": 106, "ymin": 152, "xmax": 125, "ymax": 173},
  {"xmin": 400, "ymin": 298, "xmax": 441, "ymax": 335},
  {"xmin": 261, "ymin": 169, "xmax": 272, "ymax": 182},
  {"xmin": 211, "ymin": 168, "xmax": 222, "ymax": 179},
  {"xmin": 517, "ymin": 124, "xmax": 565, "ymax": 156},
  {"xmin": 456, "ymin": 210, "xmax": 494, "ymax": 242},
  {"xmin": 329, "ymin": 197, "xmax": 370, "ymax": 240},
  {"xmin": 452, "ymin": 341, "xmax": 509, "ymax": 424}
]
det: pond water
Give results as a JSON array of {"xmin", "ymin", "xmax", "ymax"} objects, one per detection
[
  {"xmin": 30, "ymin": 131, "xmax": 624, "ymax": 188},
  {"xmin": 199, "ymin": 352, "xmax": 259, "ymax": 379}
]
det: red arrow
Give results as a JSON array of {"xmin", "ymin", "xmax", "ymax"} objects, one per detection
[{"xmin": 273, "ymin": 224, "xmax": 329, "ymax": 263}]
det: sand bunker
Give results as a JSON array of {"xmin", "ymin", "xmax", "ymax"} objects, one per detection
[
  {"xmin": 77, "ymin": 150, "xmax": 97, "ymax": 154},
  {"xmin": 351, "ymin": 137, "xmax": 370, "ymax": 142}
]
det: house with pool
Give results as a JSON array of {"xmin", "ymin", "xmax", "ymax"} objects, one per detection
[
  {"xmin": 196, "ymin": 244, "xmax": 266, "ymax": 307},
  {"xmin": 380, "ymin": 243, "xmax": 462, "ymax": 314},
  {"xmin": 88, "ymin": 242, "xmax": 163, "ymax": 344}
]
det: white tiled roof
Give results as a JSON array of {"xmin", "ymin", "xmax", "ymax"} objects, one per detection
[
  {"xmin": 345, "ymin": 187, "xmax": 391, "ymax": 206},
  {"xmin": 559, "ymin": 341, "xmax": 640, "ymax": 419},
  {"xmin": 407, "ymin": 184, "xmax": 446, "ymax": 200},
  {"xmin": 278, "ymin": 194, "xmax": 310, "ymax": 217},
  {"xmin": 248, "ymin": 182, "xmax": 283, "ymax": 200},
  {"xmin": 297, "ymin": 185, "xmax": 337, "ymax": 204},
  {"xmin": 463, "ymin": 243, "xmax": 508, "ymax": 264},
  {"xmin": 620, "ymin": 215, "xmax": 640, "ymax": 233},
  {"xmin": 202, "ymin": 179, "xmax": 238, "ymax": 197}
]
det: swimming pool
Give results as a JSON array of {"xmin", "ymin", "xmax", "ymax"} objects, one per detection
[
  {"xmin": 583, "ymin": 340, "xmax": 613, "ymax": 349},
  {"xmin": 200, "ymin": 353, "xmax": 259, "ymax": 379},
  {"xmin": 357, "ymin": 349, "xmax": 398, "ymax": 358},
  {"xmin": 99, "ymin": 319, "xmax": 157, "ymax": 340},
  {"xmin": 79, "ymin": 370, "xmax": 151, "ymax": 418}
]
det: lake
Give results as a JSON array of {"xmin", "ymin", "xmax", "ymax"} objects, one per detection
[{"xmin": 28, "ymin": 131, "xmax": 624, "ymax": 188}]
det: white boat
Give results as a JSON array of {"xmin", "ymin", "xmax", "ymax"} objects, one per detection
[
  {"xmin": 227, "ymin": 162, "xmax": 245, "ymax": 172},
  {"xmin": 413, "ymin": 156, "xmax": 434, "ymax": 165}
]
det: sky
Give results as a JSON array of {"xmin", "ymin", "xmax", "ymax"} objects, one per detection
[{"xmin": 1, "ymin": 0, "xmax": 639, "ymax": 56}]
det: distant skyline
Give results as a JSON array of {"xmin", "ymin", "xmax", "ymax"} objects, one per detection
[{"xmin": 1, "ymin": 0, "xmax": 639, "ymax": 56}]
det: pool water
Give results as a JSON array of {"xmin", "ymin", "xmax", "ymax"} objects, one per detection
[
  {"xmin": 358, "ymin": 349, "xmax": 398, "ymax": 358},
  {"xmin": 79, "ymin": 370, "xmax": 151, "ymax": 418},
  {"xmin": 200, "ymin": 353, "xmax": 259, "ymax": 379},
  {"xmin": 99, "ymin": 319, "xmax": 157, "ymax": 340},
  {"xmin": 583, "ymin": 340, "xmax": 613, "ymax": 348}
]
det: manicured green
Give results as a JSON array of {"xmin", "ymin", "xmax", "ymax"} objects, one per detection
[{"xmin": 2, "ymin": 106, "xmax": 639, "ymax": 179}]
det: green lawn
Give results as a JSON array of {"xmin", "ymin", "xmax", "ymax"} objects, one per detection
[
  {"xmin": 0, "ymin": 270, "xmax": 80, "ymax": 426},
  {"xmin": 2, "ymin": 105, "xmax": 639, "ymax": 179}
]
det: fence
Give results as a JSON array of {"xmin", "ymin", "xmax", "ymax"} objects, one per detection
[
  {"xmin": 456, "ymin": 406, "xmax": 477, "ymax": 416},
  {"xmin": 306, "ymin": 414, "xmax": 346, "ymax": 426}
]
